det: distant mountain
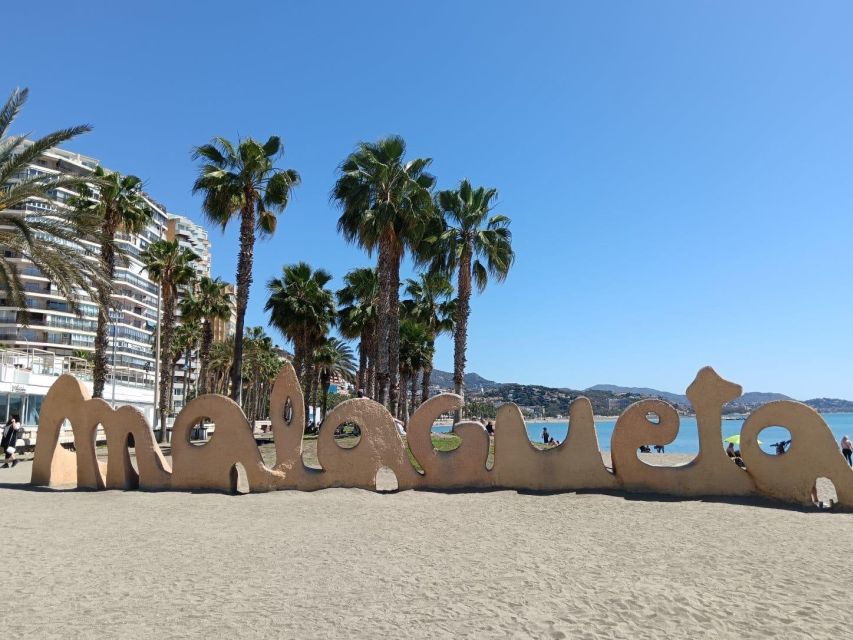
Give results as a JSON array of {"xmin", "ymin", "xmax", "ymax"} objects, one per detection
[
  {"xmin": 586, "ymin": 384, "xmax": 687, "ymax": 406},
  {"xmin": 429, "ymin": 371, "xmax": 853, "ymax": 416},
  {"xmin": 430, "ymin": 369, "xmax": 501, "ymax": 391},
  {"xmin": 739, "ymin": 392, "xmax": 793, "ymax": 404},
  {"xmin": 804, "ymin": 398, "xmax": 853, "ymax": 412},
  {"xmin": 586, "ymin": 386, "xmax": 797, "ymax": 410}
]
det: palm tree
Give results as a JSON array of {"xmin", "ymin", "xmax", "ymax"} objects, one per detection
[
  {"xmin": 181, "ymin": 276, "xmax": 232, "ymax": 395},
  {"xmin": 332, "ymin": 135, "xmax": 436, "ymax": 414},
  {"xmin": 402, "ymin": 272, "xmax": 455, "ymax": 404},
  {"xmin": 172, "ymin": 318, "xmax": 202, "ymax": 409},
  {"xmin": 70, "ymin": 349, "xmax": 94, "ymax": 373},
  {"xmin": 398, "ymin": 318, "xmax": 431, "ymax": 423},
  {"xmin": 207, "ymin": 337, "xmax": 234, "ymax": 395},
  {"xmin": 241, "ymin": 326, "xmax": 280, "ymax": 424},
  {"xmin": 314, "ymin": 337, "xmax": 356, "ymax": 422},
  {"xmin": 0, "ymin": 87, "xmax": 108, "ymax": 320},
  {"xmin": 265, "ymin": 262, "xmax": 335, "ymax": 426},
  {"xmin": 71, "ymin": 165, "xmax": 151, "ymax": 398},
  {"xmin": 192, "ymin": 135, "xmax": 300, "ymax": 405},
  {"xmin": 336, "ymin": 267, "xmax": 378, "ymax": 398},
  {"xmin": 141, "ymin": 239, "xmax": 199, "ymax": 440},
  {"xmin": 433, "ymin": 179, "xmax": 514, "ymax": 417}
]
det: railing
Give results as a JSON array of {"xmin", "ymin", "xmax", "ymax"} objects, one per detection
[{"xmin": 113, "ymin": 271, "xmax": 158, "ymax": 296}]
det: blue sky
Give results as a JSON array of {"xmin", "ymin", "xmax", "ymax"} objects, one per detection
[{"xmin": 5, "ymin": 1, "xmax": 853, "ymax": 398}]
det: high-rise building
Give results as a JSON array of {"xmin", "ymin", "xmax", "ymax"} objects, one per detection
[
  {"xmin": 0, "ymin": 141, "xmax": 208, "ymax": 427},
  {"xmin": 167, "ymin": 216, "xmax": 211, "ymax": 278},
  {"xmin": 211, "ymin": 283, "xmax": 237, "ymax": 343}
]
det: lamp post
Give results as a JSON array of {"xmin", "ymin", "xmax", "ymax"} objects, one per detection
[{"xmin": 108, "ymin": 309, "xmax": 123, "ymax": 407}]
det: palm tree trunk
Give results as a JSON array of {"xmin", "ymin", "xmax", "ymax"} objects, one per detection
[
  {"xmin": 310, "ymin": 365, "xmax": 319, "ymax": 427},
  {"xmin": 387, "ymin": 248, "xmax": 403, "ymax": 417},
  {"xmin": 400, "ymin": 370, "xmax": 409, "ymax": 423},
  {"xmin": 453, "ymin": 244, "xmax": 473, "ymax": 422},
  {"xmin": 170, "ymin": 360, "xmax": 178, "ymax": 410},
  {"xmin": 411, "ymin": 372, "xmax": 418, "ymax": 414},
  {"xmin": 357, "ymin": 329, "xmax": 368, "ymax": 394},
  {"xmin": 375, "ymin": 241, "xmax": 393, "ymax": 406},
  {"xmin": 198, "ymin": 321, "xmax": 213, "ymax": 395},
  {"xmin": 293, "ymin": 346, "xmax": 303, "ymax": 392},
  {"xmin": 230, "ymin": 195, "xmax": 255, "ymax": 404},
  {"xmin": 157, "ymin": 288, "xmax": 175, "ymax": 443},
  {"xmin": 183, "ymin": 345, "xmax": 191, "ymax": 411},
  {"xmin": 297, "ymin": 338, "xmax": 311, "ymax": 429},
  {"xmin": 321, "ymin": 374, "xmax": 330, "ymax": 422},
  {"xmin": 421, "ymin": 362, "xmax": 432, "ymax": 404},
  {"xmin": 366, "ymin": 324, "xmax": 377, "ymax": 399},
  {"xmin": 93, "ymin": 222, "xmax": 117, "ymax": 398},
  {"xmin": 255, "ymin": 376, "xmax": 262, "ymax": 423}
]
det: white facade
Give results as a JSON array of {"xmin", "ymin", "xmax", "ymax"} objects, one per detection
[
  {"xmin": 0, "ymin": 142, "xmax": 180, "ymax": 427},
  {"xmin": 0, "ymin": 143, "xmax": 169, "ymax": 392},
  {"xmin": 0, "ymin": 348, "xmax": 156, "ymax": 432}
]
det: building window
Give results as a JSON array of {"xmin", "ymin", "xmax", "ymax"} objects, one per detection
[{"xmin": 25, "ymin": 395, "xmax": 43, "ymax": 426}]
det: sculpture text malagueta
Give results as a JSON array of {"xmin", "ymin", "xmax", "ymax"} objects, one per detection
[{"xmin": 29, "ymin": 365, "xmax": 853, "ymax": 510}]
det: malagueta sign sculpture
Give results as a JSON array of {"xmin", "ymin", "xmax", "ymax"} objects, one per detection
[{"xmin": 30, "ymin": 365, "xmax": 853, "ymax": 510}]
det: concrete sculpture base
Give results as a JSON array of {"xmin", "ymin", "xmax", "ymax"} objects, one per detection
[{"xmin": 30, "ymin": 365, "xmax": 853, "ymax": 511}]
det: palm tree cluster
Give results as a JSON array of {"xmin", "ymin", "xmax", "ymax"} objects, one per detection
[
  {"xmin": 181, "ymin": 276, "xmax": 232, "ymax": 395},
  {"xmin": 241, "ymin": 327, "xmax": 282, "ymax": 424},
  {"xmin": 2, "ymin": 86, "xmax": 516, "ymax": 435},
  {"xmin": 0, "ymin": 88, "xmax": 109, "ymax": 324},
  {"xmin": 333, "ymin": 136, "xmax": 515, "ymax": 420},
  {"xmin": 264, "ymin": 262, "xmax": 355, "ymax": 428},
  {"xmin": 262, "ymin": 259, "xmax": 451, "ymax": 427},
  {"xmin": 206, "ymin": 336, "xmax": 235, "ymax": 396}
]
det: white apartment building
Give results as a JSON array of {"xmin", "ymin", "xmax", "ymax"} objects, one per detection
[{"xmin": 0, "ymin": 142, "xmax": 211, "ymax": 427}]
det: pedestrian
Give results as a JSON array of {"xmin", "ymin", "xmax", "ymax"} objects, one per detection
[
  {"xmin": 841, "ymin": 435, "xmax": 853, "ymax": 467},
  {"xmin": 773, "ymin": 439, "xmax": 791, "ymax": 455},
  {"xmin": 542, "ymin": 427, "xmax": 551, "ymax": 445},
  {"xmin": 1, "ymin": 415, "xmax": 22, "ymax": 468}
]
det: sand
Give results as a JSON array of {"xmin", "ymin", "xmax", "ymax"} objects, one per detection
[{"xmin": 1, "ymin": 457, "xmax": 851, "ymax": 639}]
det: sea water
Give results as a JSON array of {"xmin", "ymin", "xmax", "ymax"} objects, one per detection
[{"xmin": 435, "ymin": 412, "xmax": 853, "ymax": 454}]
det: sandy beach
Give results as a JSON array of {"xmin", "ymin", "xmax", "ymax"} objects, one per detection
[{"xmin": 0, "ymin": 454, "xmax": 850, "ymax": 639}]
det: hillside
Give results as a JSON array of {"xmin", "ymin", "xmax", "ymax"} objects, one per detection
[
  {"xmin": 585, "ymin": 384, "xmax": 687, "ymax": 405},
  {"xmin": 429, "ymin": 369, "xmax": 501, "ymax": 391},
  {"xmin": 804, "ymin": 398, "xmax": 853, "ymax": 412},
  {"xmin": 429, "ymin": 370, "xmax": 852, "ymax": 417}
]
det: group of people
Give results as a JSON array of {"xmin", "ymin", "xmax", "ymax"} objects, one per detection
[
  {"xmin": 1, "ymin": 415, "xmax": 21, "ymax": 468},
  {"xmin": 637, "ymin": 445, "xmax": 665, "ymax": 453}
]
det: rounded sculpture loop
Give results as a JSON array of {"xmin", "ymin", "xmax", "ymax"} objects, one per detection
[
  {"xmin": 406, "ymin": 394, "xmax": 491, "ymax": 490},
  {"xmin": 740, "ymin": 401, "xmax": 853, "ymax": 509},
  {"xmin": 26, "ymin": 364, "xmax": 853, "ymax": 511}
]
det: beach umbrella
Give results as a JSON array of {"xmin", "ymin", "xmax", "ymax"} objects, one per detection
[{"xmin": 723, "ymin": 434, "xmax": 762, "ymax": 445}]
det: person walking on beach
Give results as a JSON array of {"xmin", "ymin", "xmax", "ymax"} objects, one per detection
[
  {"xmin": 1, "ymin": 415, "xmax": 21, "ymax": 468},
  {"xmin": 841, "ymin": 435, "xmax": 853, "ymax": 467}
]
